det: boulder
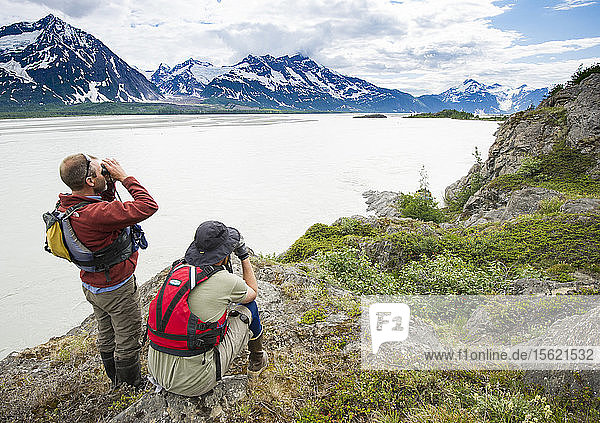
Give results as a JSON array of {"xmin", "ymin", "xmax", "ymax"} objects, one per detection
[
  {"xmin": 523, "ymin": 304, "xmax": 600, "ymax": 396},
  {"xmin": 560, "ymin": 198, "xmax": 600, "ymax": 214},
  {"xmin": 111, "ymin": 376, "xmax": 248, "ymax": 423},
  {"xmin": 500, "ymin": 187, "xmax": 563, "ymax": 220},
  {"xmin": 362, "ymin": 190, "xmax": 402, "ymax": 218},
  {"xmin": 462, "ymin": 187, "xmax": 562, "ymax": 226}
]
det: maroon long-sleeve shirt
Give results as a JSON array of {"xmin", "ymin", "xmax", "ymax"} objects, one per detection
[{"xmin": 58, "ymin": 176, "xmax": 159, "ymax": 288}]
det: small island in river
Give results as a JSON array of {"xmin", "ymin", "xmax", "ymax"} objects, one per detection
[
  {"xmin": 353, "ymin": 113, "xmax": 387, "ymax": 118},
  {"xmin": 406, "ymin": 109, "xmax": 506, "ymax": 121}
]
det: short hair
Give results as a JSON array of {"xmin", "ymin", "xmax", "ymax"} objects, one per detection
[{"xmin": 59, "ymin": 154, "xmax": 97, "ymax": 191}]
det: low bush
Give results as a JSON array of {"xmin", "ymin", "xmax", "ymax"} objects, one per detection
[
  {"xmin": 570, "ymin": 62, "xmax": 600, "ymax": 86},
  {"xmin": 397, "ymin": 190, "xmax": 446, "ymax": 223}
]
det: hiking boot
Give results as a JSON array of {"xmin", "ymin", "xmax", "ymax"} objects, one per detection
[
  {"xmin": 247, "ymin": 333, "xmax": 268, "ymax": 377},
  {"xmin": 115, "ymin": 354, "xmax": 144, "ymax": 388},
  {"xmin": 100, "ymin": 351, "xmax": 117, "ymax": 388}
]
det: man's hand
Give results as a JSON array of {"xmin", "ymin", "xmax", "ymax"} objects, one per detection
[
  {"xmin": 101, "ymin": 158, "xmax": 129, "ymax": 183},
  {"xmin": 234, "ymin": 235, "xmax": 250, "ymax": 261}
]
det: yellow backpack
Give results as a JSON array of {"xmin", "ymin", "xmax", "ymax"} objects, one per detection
[{"xmin": 42, "ymin": 201, "xmax": 90, "ymax": 261}]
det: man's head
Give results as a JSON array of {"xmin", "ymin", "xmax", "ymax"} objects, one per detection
[
  {"xmin": 59, "ymin": 153, "xmax": 106, "ymax": 194},
  {"xmin": 185, "ymin": 221, "xmax": 241, "ymax": 267}
]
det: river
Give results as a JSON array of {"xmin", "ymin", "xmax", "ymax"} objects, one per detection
[{"xmin": 0, "ymin": 113, "xmax": 498, "ymax": 358}]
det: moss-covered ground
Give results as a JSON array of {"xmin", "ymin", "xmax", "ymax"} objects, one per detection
[
  {"xmin": 0, "ymin": 331, "xmax": 147, "ymax": 422},
  {"xmin": 489, "ymin": 139, "xmax": 600, "ymax": 197},
  {"xmin": 238, "ymin": 201, "xmax": 600, "ymax": 422}
]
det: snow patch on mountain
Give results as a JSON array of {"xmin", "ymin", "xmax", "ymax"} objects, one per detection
[
  {"xmin": 434, "ymin": 79, "xmax": 548, "ymax": 114},
  {"xmin": 0, "ymin": 30, "xmax": 41, "ymax": 53},
  {"xmin": 70, "ymin": 81, "xmax": 110, "ymax": 103},
  {"xmin": 150, "ymin": 59, "xmax": 232, "ymax": 97},
  {"xmin": 0, "ymin": 59, "xmax": 34, "ymax": 83}
]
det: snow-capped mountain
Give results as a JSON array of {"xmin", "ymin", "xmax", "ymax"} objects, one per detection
[
  {"xmin": 0, "ymin": 15, "xmax": 548, "ymax": 113},
  {"xmin": 418, "ymin": 79, "xmax": 548, "ymax": 114},
  {"xmin": 0, "ymin": 14, "xmax": 161, "ymax": 105},
  {"xmin": 199, "ymin": 54, "xmax": 427, "ymax": 112},
  {"xmin": 151, "ymin": 54, "xmax": 426, "ymax": 112},
  {"xmin": 151, "ymin": 56, "xmax": 548, "ymax": 113},
  {"xmin": 150, "ymin": 59, "xmax": 232, "ymax": 97}
]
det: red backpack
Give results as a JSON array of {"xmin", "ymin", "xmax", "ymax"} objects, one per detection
[{"xmin": 147, "ymin": 260, "xmax": 228, "ymax": 356}]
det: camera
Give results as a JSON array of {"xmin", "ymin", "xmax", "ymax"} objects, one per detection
[{"xmin": 101, "ymin": 164, "xmax": 110, "ymax": 177}]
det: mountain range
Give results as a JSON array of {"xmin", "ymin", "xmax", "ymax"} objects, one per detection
[{"xmin": 0, "ymin": 15, "xmax": 548, "ymax": 113}]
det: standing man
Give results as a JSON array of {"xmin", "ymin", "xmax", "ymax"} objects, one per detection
[{"xmin": 56, "ymin": 153, "xmax": 158, "ymax": 387}]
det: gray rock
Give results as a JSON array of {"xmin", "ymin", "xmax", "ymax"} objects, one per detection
[
  {"xmin": 562, "ymin": 74, "xmax": 600, "ymax": 155},
  {"xmin": 501, "ymin": 187, "xmax": 563, "ymax": 220},
  {"xmin": 463, "ymin": 207, "xmax": 506, "ymax": 227},
  {"xmin": 462, "ymin": 187, "xmax": 562, "ymax": 226},
  {"xmin": 511, "ymin": 278, "xmax": 552, "ymax": 295},
  {"xmin": 362, "ymin": 190, "xmax": 402, "ymax": 218},
  {"xmin": 111, "ymin": 376, "xmax": 248, "ymax": 423},
  {"xmin": 461, "ymin": 186, "xmax": 508, "ymax": 217},
  {"xmin": 522, "ymin": 303, "xmax": 600, "ymax": 396},
  {"xmin": 561, "ymin": 198, "xmax": 600, "ymax": 214}
]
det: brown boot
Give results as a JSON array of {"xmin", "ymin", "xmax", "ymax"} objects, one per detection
[{"xmin": 247, "ymin": 332, "xmax": 268, "ymax": 377}]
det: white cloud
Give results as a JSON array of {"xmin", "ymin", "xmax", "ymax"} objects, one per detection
[
  {"xmin": 551, "ymin": 0, "xmax": 597, "ymax": 11},
  {"xmin": 1, "ymin": 0, "xmax": 598, "ymax": 95}
]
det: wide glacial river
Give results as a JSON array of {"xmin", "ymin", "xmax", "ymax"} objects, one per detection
[{"xmin": 0, "ymin": 113, "xmax": 498, "ymax": 358}]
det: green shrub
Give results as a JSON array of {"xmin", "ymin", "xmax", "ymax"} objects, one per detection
[
  {"xmin": 316, "ymin": 248, "xmax": 398, "ymax": 295},
  {"xmin": 296, "ymin": 370, "xmax": 597, "ymax": 423},
  {"xmin": 299, "ymin": 308, "xmax": 327, "ymax": 325},
  {"xmin": 570, "ymin": 62, "xmax": 600, "ymax": 85},
  {"xmin": 547, "ymin": 83, "xmax": 564, "ymax": 97},
  {"xmin": 546, "ymin": 263, "xmax": 576, "ymax": 282},
  {"xmin": 397, "ymin": 190, "xmax": 446, "ymax": 223},
  {"xmin": 337, "ymin": 217, "xmax": 377, "ymax": 236},
  {"xmin": 394, "ymin": 254, "xmax": 511, "ymax": 295},
  {"xmin": 280, "ymin": 224, "xmax": 343, "ymax": 262},
  {"xmin": 442, "ymin": 214, "xmax": 600, "ymax": 272},
  {"xmin": 280, "ymin": 220, "xmax": 382, "ymax": 263},
  {"xmin": 538, "ymin": 197, "xmax": 564, "ymax": 215},
  {"xmin": 317, "ymin": 249, "xmax": 516, "ymax": 296}
]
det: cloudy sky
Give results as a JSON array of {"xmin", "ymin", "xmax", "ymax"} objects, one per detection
[{"xmin": 1, "ymin": 0, "xmax": 599, "ymax": 95}]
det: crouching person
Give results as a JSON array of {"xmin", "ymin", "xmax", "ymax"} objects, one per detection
[{"xmin": 147, "ymin": 221, "xmax": 268, "ymax": 396}]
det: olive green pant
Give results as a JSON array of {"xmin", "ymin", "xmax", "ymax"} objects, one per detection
[{"xmin": 83, "ymin": 276, "xmax": 142, "ymax": 360}]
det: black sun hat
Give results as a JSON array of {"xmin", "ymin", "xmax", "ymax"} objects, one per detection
[{"xmin": 184, "ymin": 221, "xmax": 241, "ymax": 267}]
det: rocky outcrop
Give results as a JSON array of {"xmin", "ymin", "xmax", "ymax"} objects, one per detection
[
  {"xmin": 362, "ymin": 190, "xmax": 402, "ymax": 218},
  {"xmin": 561, "ymin": 198, "xmax": 600, "ymax": 214},
  {"xmin": 543, "ymin": 74, "xmax": 600, "ymax": 156},
  {"xmin": 462, "ymin": 187, "xmax": 563, "ymax": 227},
  {"xmin": 445, "ymin": 73, "xmax": 600, "ymax": 222}
]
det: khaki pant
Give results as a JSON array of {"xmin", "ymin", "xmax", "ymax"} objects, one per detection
[
  {"xmin": 83, "ymin": 276, "xmax": 142, "ymax": 360},
  {"xmin": 216, "ymin": 304, "xmax": 252, "ymax": 377},
  {"xmin": 147, "ymin": 304, "xmax": 252, "ymax": 397}
]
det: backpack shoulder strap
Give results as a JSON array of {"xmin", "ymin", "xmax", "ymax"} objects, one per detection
[
  {"xmin": 158, "ymin": 266, "xmax": 194, "ymax": 332},
  {"xmin": 62, "ymin": 201, "xmax": 92, "ymax": 219},
  {"xmin": 193, "ymin": 265, "xmax": 225, "ymax": 288}
]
